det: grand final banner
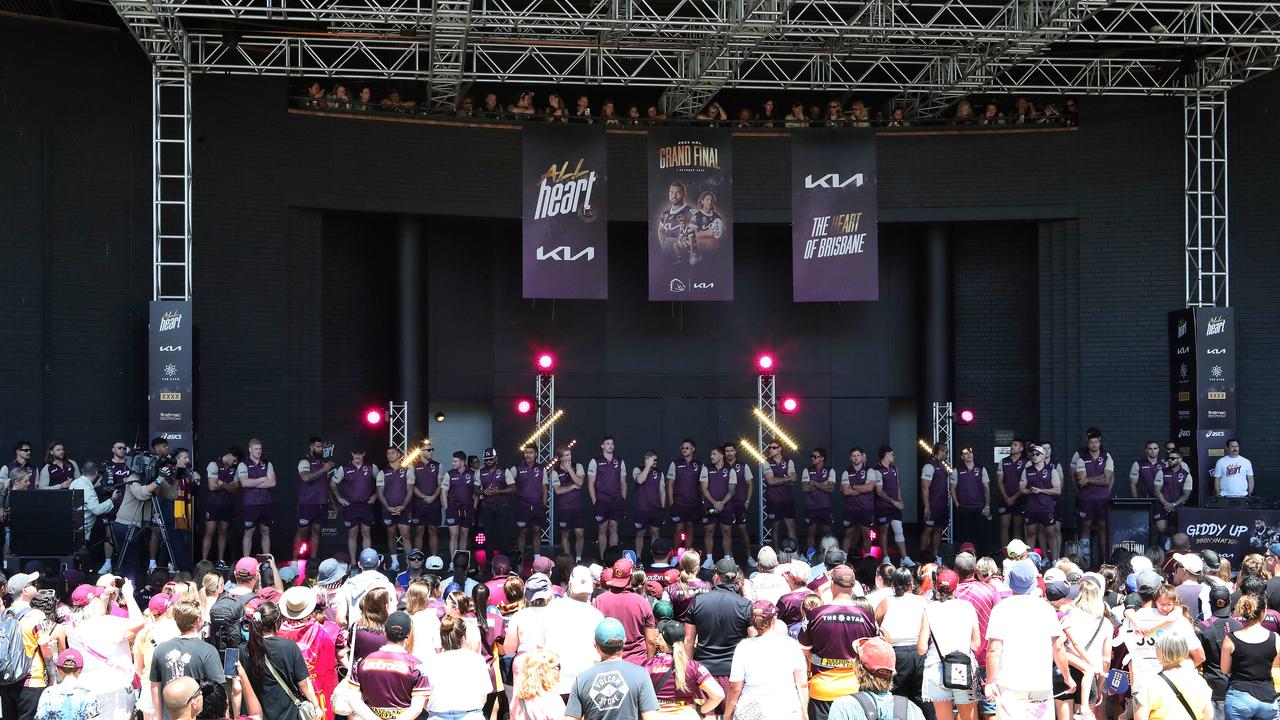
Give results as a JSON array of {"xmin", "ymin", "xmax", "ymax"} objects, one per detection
[
  {"xmin": 791, "ymin": 131, "xmax": 879, "ymax": 301},
  {"xmin": 149, "ymin": 301, "xmax": 193, "ymax": 447},
  {"xmin": 647, "ymin": 127, "xmax": 733, "ymax": 301},
  {"xmin": 522, "ymin": 124, "xmax": 608, "ymax": 299}
]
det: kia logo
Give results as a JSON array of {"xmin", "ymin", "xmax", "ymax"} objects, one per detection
[
  {"xmin": 804, "ymin": 173, "xmax": 864, "ymax": 189},
  {"xmin": 536, "ymin": 245, "xmax": 595, "ymax": 262},
  {"xmin": 1206, "ymin": 348, "xmax": 1227, "ymax": 354}
]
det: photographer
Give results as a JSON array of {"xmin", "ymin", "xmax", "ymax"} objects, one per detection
[
  {"xmin": 112, "ymin": 437, "xmax": 179, "ymax": 578},
  {"xmin": 70, "ymin": 461, "xmax": 118, "ymax": 542}
]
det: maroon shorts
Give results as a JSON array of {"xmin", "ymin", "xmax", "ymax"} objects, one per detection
[
  {"xmin": 382, "ymin": 506, "xmax": 413, "ymax": 527},
  {"xmin": 1077, "ymin": 496, "xmax": 1110, "ymax": 522},
  {"xmin": 593, "ymin": 497, "xmax": 625, "ymax": 524},
  {"xmin": 297, "ymin": 503, "xmax": 328, "ymax": 528},
  {"xmin": 764, "ymin": 498, "xmax": 795, "ymax": 521},
  {"xmin": 242, "ymin": 504, "xmax": 273, "ymax": 529},
  {"xmin": 701, "ymin": 505, "xmax": 736, "ymax": 527},
  {"xmin": 997, "ymin": 497, "xmax": 1026, "ymax": 516},
  {"xmin": 669, "ymin": 503, "xmax": 700, "ymax": 525},
  {"xmin": 1152, "ymin": 505, "xmax": 1177, "ymax": 524},
  {"xmin": 342, "ymin": 502, "xmax": 375, "ymax": 528},
  {"xmin": 633, "ymin": 507, "xmax": 665, "ymax": 530},
  {"xmin": 726, "ymin": 502, "xmax": 748, "ymax": 526},
  {"xmin": 1023, "ymin": 509, "xmax": 1057, "ymax": 526},
  {"xmin": 804, "ymin": 507, "xmax": 833, "ymax": 527},
  {"xmin": 414, "ymin": 500, "xmax": 442, "ymax": 526},
  {"xmin": 444, "ymin": 505, "xmax": 473, "ymax": 528},
  {"xmin": 202, "ymin": 504, "xmax": 234, "ymax": 523},
  {"xmin": 923, "ymin": 508, "xmax": 951, "ymax": 528},
  {"xmin": 876, "ymin": 506, "xmax": 903, "ymax": 525},
  {"xmin": 841, "ymin": 508, "xmax": 875, "ymax": 529},
  {"xmin": 555, "ymin": 505, "xmax": 586, "ymax": 530},
  {"xmin": 515, "ymin": 501, "xmax": 545, "ymax": 529}
]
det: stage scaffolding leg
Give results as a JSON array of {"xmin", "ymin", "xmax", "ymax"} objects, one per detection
[
  {"xmin": 756, "ymin": 373, "xmax": 776, "ymax": 550},
  {"xmin": 388, "ymin": 402, "xmax": 408, "ymax": 453},
  {"xmin": 536, "ymin": 373, "xmax": 556, "ymax": 551},
  {"xmin": 932, "ymin": 402, "xmax": 955, "ymax": 545},
  {"xmin": 1184, "ymin": 91, "xmax": 1230, "ymax": 309}
]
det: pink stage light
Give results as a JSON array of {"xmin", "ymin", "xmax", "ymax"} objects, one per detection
[
  {"xmin": 364, "ymin": 409, "xmax": 383, "ymax": 425},
  {"xmin": 516, "ymin": 399, "xmax": 533, "ymax": 415},
  {"xmin": 756, "ymin": 354, "xmax": 775, "ymax": 372},
  {"xmin": 958, "ymin": 408, "xmax": 976, "ymax": 425},
  {"xmin": 781, "ymin": 396, "xmax": 799, "ymax": 413},
  {"xmin": 536, "ymin": 353, "xmax": 556, "ymax": 372}
]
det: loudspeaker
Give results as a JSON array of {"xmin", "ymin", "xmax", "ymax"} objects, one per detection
[{"xmin": 8, "ymin": 489, "xmax": 84, "ymax": 557}]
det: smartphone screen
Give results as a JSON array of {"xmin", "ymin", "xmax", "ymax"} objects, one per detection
[{"xmin": 223, "ymin": 647, "xmax": 239, "ymax": 678}]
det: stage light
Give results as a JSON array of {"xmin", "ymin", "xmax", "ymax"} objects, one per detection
[
  {"xmin": 474, "ymin": 532, "xmax": 487, "ymax": 546},
  {"xmin": 536, "ymin": 353, "xmax": 555, "ymax": 372},
  {"xmin": 781, "ymin": 396, "xmax": 799, "ymax": 413},
  {"xmin": 753, "ymin": 407, "xmax": 799, "ymax": 451},
  {"xmin": 737, "ymin": 439, "xmax": 767, "ymax": 466},
  {"xmin": 434, "ymin": 412, "xmax": 446, "ymax": 422},
  {"xmin": 364, "ymin": 409, "xmax": 383, "ymax": 426},
  {"xmin": 756, "ymin": 354, "xmax": 775, "ymax": 373},
  {"xmin": 516, "ymin": 399, "xmax": 533, "ymax": 415},
  {"xmin": 297, "ymin": 542, "xmax": 310, "ymax": 559},
  {"xmin": 958, "ymin": 408, "xmax": 976, "ymax": 425},
  {"xmin": 520, "ymin": 408, "xmax": 565, "ymax": 451}
]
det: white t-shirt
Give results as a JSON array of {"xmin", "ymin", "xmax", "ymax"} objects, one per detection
[
  {"xmin": 880, "ymin": 594, "xmax": 928, "ymax": 647},
  {"xmin": 747, "ymin": 572, "xmax": 790, "ymax": 605},
  {"xmin": 922, "ymin": 600, "xmax": 978, "ymax": 672},
  {"xmin": 506, "ymin": 604, "xmax": 554, "ymax": 654},
  {"xmin": 68, "ymin": 615, "xmax": 136, "ymax": 692},
  {"xmin": 409, "ymin": 609, "xmax": 443, "ymax": 661},
  {"xmin": 1211, "ymin": 455, "xmax": 1253, "ymax": 496},
  {"xmin": 729, "ymin": 632, "xmax": 806, "ymax": 720},
  {"xmin": 423, "ymin": 649, "xmax": 493, "ymax": 712},
  {"xmin": 541, "ymin": 597, "xmax": 605, "ymax": 695},
  {"xmin": 1119, "ymin": 608, "xmax": 1199, "ymax": 694},
  {"xmin": 986, "ymin": 594, "xmax": 1061, "ymax": 693}
]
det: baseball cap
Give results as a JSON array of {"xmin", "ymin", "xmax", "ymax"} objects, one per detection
[
  {"xmin": 854, "ymin": 637, "xmax": 896, "ymax": 679},
  {"xmin": 70, "ymin": 584, "xmax": 103, "ymax": 608},
  {"xmin": 1268, "ymin": 543, "xmax": 1280, "ymax": 558},
  {"xmin": 358, "ymin": 548, "xmax": 381, "ymax": 569},
  {"xmin": 1201, "ymin": 550, "xmax": 1221, "ymax": 572},
  {"xmin": 958, "ymin": 542, "xmax": 977, "ymax": 555},
  {"xmin": 594, "ymin": 617, "xmax": 626, "ymax": 648},
  {"xmin": 531, "ymin": 556, "xmax": 555, "ymax": 575},
  {"xmin": 483, "ymin": 448, "xmax": 497, "ymax": 460},
  {"xmin": 1006, "ymin": 539, "xmax": 1029, "ymax": 558},
  {"xmin": 662, "ymin": 568, "xmax": 679, "ymax": 586},
  {"xmin": 385, "ymin": 611, "xmax": 412, "ymax": 642},
  {"xmin": 1129, "ymin": 556, "xmax": 1154, "ymax": 575},
  {"xmin": 1209, "ymin": 585, "xmax": 1232, "ymax": 618},
  {"xmin": 608, "ymin": 558, "xmax": 634, "ymax": 589},
  {"xmin": 277, "ymin": 566, "xmax": 299, "ymax": 584},
  {"xmin": 750, "ymin": 599, "xmax": 776, "ymax": 623},
  {"xmin": 714, "ymin": 557, "xmax": 741, "ymax": 579},
  {"xmin": 1044, "ymin": 568, "xmax": 1067, "ymax": 584},
  {"xmin": 653, "ymin": 600, "xmax": 674, "ymax": 622},
  {"xmin": 757, "ymin": 546, "xmax": 779, "ymax": 570},
  {"xmin": 1136, "ymin": 570, "xmax": 1164, "ymax": 594},
  {"xmin": 1008, "ymin": 560, "xmax": 1038, "ymax": 595},
  {"xmin": 651, "ymin": 537, "xmax": 673, "ymax": 558},
  {"xmin": 525, "ymin": 573, "xmax": 553, "ymax": 603},
  {"xmin": 785, "ymin": 560, "xmax": 812, "ymax": 583},
  {"xmin": 1045, "ymin": 581, "xmax": 1078, "ymax": 602},
  {"xmin": 935, "ymin": 568, "xmax": 959, "ymax": 594},
  {"xmin": 6, "ymin": 572, "xmax": 39, "ymax": 595},
  {"xmin": 233, "ymin": 557, "xmax": 259, "ymax": 578},
  {"xmin": 148, "ymin": 593, "xmax": 176, "ymax": 616},
  {"xmin": 317, "ymin": 558, "xmax": 347, "ymax": 587},
  {"xmin": 569, "ymin": 566, "xmax": 594, "ymax": 595},
  {"xmin": 1173, "ymin": 553, "xmax": 1204, "ymax": 575},
  {"xmin": 56, "ymin": 649, "xmax": 84, "ymax": 671},
  {"xmin": 407, "ymin": 549, "xmax": 426, "ymax": 562},
  {"xmin": 831, "ymin": 565, "xmax": 856, "ymax": 588},
  {"xmin": 644, "ymin": 580, "xmax": 664, "ymax": 599},
  {"xmin": 281, "ymin": 586, "xmax": 318, "ymax": 620},
  {"xmin": 424, "ymin": 555, "xmax": 445, "ymax": 571},
  {"xmin": 256, "ymin": 587, "xmax": 282, "ymax": 604}
]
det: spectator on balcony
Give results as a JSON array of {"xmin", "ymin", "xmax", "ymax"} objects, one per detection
[
  {"xmin": 784, "ymin": 100, "xmax": 808, "ymax": 128},
  {"xmin": 331, "ymin": 85, "xmax": 352, "ymax": 111},
  {"xmin": 759, "ymin": 99, "xmax": 777, "ymax": 127},
  {"xmin": 626, "ymin": 105, "xmax": 643, "ymax": 126},
  {"xmin": 482, "ymin": 92, "xmax": 502, "ymax": 118},
  {"xmin": 696, "ymin": 102, "xmax": 728, "ymax": 126},
  {"xmin": 575, "ymin": 95, "xmax": 592, "ymax": 122},
  {"xmin": 380, "ymin": 88, "xmax": 415, "ymax": 113},
  {"xmin": 355, "ymin": 86, "xmax": 374, "ymax": 112},
  {"xmin": 1011, "ymin": 96, "xmax": 1037, "ymax": 123},
  {"xmin": 886, "ymin": 107, "xmax": 909, "ymax": 128},
  {"xmin": 646, "ymin": 105, "xmax": 666, "ymax": 124},
  {"xmin": 1040, "ymin": 102, "xmax": 1062, "ymax": 125},
  {"xmin": 736, "ymin": 107, "xmax": 754, "ymax": 128},
  {"xmin": 808, "ymin": 103, "xmax": 822, "ymax": 125},
  {"xmin": 978, "ymin": 101, "xmax": 1003, "ymax": 125},
  {"xmin": 953, "ymin": 100, "xmax": 975, "ymax": 125},
  {"xmin": 824, "ymin": 99, "xmax": 844, "ymax": 126},
  {"xmin": 848, "ymin": 101, "xmax": 871, "ymax": 128},
  {"xmin": 601, "ymin": 99, "xmax": 621, "ymax": 126},
  {"xmin": 546, "ymin": 94, "xmax": 569, "ymax": 122},
  {"xmin": 510, "ymin": 91, "xmax": 537, "ymax": 118},
  {"xmin": 456, "ymin": 95, "xmax": 476, "ymax": 118},
  {"xmin": 305, "ymin": 82, "xmax": 327, "ymax": 109},
  {"xmin": 1064, "ymin": 98, "xmax": 1079, "ymax": 126}
]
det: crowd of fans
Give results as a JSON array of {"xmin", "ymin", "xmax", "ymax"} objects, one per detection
[
  {"xmin": 0, "ymin": 531, "xmax": 1276, "ymax": 720},
  {"xmin": 296, "ymin": 83, "xmax": 1081, "ymax": 128}
]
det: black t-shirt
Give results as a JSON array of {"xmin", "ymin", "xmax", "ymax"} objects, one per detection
[
  {"xmin": 686, "ymin": 584, "xmax": 752, "ymax": 676},
  {"xmin": 239, "ymin": 636, "xmax": 309, "ymax": 720},
  {"xmin": 1196, "ymin": 615, "xmax": 1244, "ymax": 699}
]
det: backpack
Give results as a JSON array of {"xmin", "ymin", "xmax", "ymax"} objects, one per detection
[
  {"xmin": 209, "ymin": 592, "xmax": 255, "ymax": 652},
  {"xmin": 0, "ymin": 607, "xmax": 32, "ymax": 685},
  {"xmin": 848, "ymin": 692, "xmax": 911, "ymax": 720}
]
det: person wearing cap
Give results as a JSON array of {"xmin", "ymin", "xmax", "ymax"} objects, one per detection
[
  {"xmin": 548, "ymin": 446, "xmax": 587, "ymax": 562},
  {"xmin": 505, "ymin": 572, "xmax": 557, "ymax": 661},
  {"xmin": 588, "ymin": 437, "xmax": 628, "ymax": 558},
  {"xmin": 396, "ymin": 549, "xmax": 430, "ymax": 590},
  {"xmin": 592, "ymin": 558, "xmax": 657, "ymax": 664},
  {"xmin": 1020, "ymin": 444, "xmax": 1063, "ymax": 566},
  {"xmin": 641, "ymin": 619, "xmax": 723, "ymax": 719},
  {"xmin": 644, "ymin": 538, "xmax": 675, "ymax": 585},
  {"xmin": 1072, "ymin": 430, "xmax": 1115, "ymax": 567},
  {"xmin": 1171, "ymin": 552, "xmax": 1207, "ymax": 621},
  {"xmin": 775, "ymin": 560, "xmax": 816, "ymax": 625},
  {"xmin": 136, "ymin": 590, "xmax": 180, "ymax": 720},
  {"xmin": 827, "ymin": 636, "xmax": 927, "ymax": 720},
  {"xmin": 149, "ymin": 601, "xmax": 224, "ymax": 720},
  {"xmin": 748, "ymin": 547, "xmax": 788, "ymax": 604},
  {"xmin": 2, "ymin": 571, "xmax": 48, "ymax": 720},
  {"xmin": 724, "ymin": 599, "xmax": 808, "ymax": 720},
  {"xmin": 798, "ymin": 564, "xmax": 874, "ymax": 719},
  {"xmin": 685, "ymin": 557, "xmax": 752, "ymax": 698},
  {"xmin": 33, "ymin": 649, "xmax": 98, "ymax": 720},
  {"xmin": 334, "ymin": 548, "xmax": 396, "ymax": 627},
  {"xmin": 276, "ymin": 587, "xmax": 342, "ymax": 720},
  {"xmin": 331, "ymin": 448, "xmax": 378, "ymax": 571},
  {"xmin": 346, "ymin": 611, "xmax": 430, "ymax": 720},
  {"xmin": 1195, "ymin": 584, "xmax": 1242, "ymax": 717},
  {"xmin": 984, "ymin": 560, "xmax": 1074, "ymax": 718},
  {"xmin": 508, "ymin": 446, "xmax": 548, "ymax": 562},
  {"xmin": 839, "ymin": 447, "xmax": 881, "ymax": 559},
  {"xmin": 59, "ymin": 574, "xmax": 145, "ymax": 720},
  {"xmin": 477, "ymin": 447, "xmax": 516, "ymax": 556},
  {"xmin": 949, "ymin": 447, "xmax": 992, "ymax": 559},
  {"xmin": 565, "ymin": 618, "xmax": 660, "ymax": 720},
  {"xmin": 916, "ymin": 568, "xmax": 980, "ymax": 719},
  {"xmin": 237, "ymin": 439, "xmax": 277, "ymax": 558},
  {"xmin": 541, "ymin": 567, "xmax": 605, "ymax": 696}
]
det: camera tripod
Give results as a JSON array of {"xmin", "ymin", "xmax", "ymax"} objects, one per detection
[{"xmin": 115, "ymin": 492, "xmax": 179, "ymax": 574}]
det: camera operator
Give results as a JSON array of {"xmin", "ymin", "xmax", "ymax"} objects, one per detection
[
  {"xmin": 113, "ymin": 437, "xmax": 179, "ymax": 578},
  {"xmin": 71, "ymin": 461, "xmax": 118, "ymax": 542},
  {"xmin": 149, "ymin": 447, "xmax": 197, "ymax": 573}
]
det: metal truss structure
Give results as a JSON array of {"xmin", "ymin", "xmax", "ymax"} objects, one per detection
[
  {"xmin": 930, "ymin": 401, "xmax": 955, "ymax": 545},
  {"xmin": 1184, "ymin": 90, "xmax": 1229, "ymax": 307},
  {"xmin": 535, "ymin": 373, "xmax": 556, "ymax": 549},
  {"xmin": 388, "ymin": 401, "xmax": 409, "ymax": 452},
  {"xmin": 756, "ymin": 372, "xmax": 777, "ymax": 550}
]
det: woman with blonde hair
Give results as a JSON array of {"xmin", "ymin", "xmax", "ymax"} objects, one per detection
[
  {"xmin": 1062, "ymin": 579, "xmax": 1113, "ymax": 719},
  {"xmin": 405, "ymin": 580, "xmax": 443, "ymax": 660},
  {"xmin": 1135, "ymin": 633, "xmax": 1213, "ymax": 719},
  {"xmin": 665, "ymin": 551, "xmax": 710, "ymax": 623},
  {"xmin": 351, "ymin": 586, "xmax": 391, "ymax": 666},
  {"xmin": 643, "ymin": 620, "xmax": 724, "ymax": 718},
  {"xmin": 509, "ymin": 649, "xmax": 564, "ymax": 720}
]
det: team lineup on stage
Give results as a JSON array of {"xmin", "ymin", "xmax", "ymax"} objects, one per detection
[{"xmin": 195, "ymin": 430, "xmax": 1257, "ymax": 570}]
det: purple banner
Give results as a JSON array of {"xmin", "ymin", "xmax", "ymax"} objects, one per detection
[
  {"xmin": 522, "ymin": 123, "xmax": 608, "ymax": 299},
  {"xmin": 647, "ymin": 127, "xmax": 733, "ymax": 301},
  {"xmin": 791, "ymin": 130, "xmax": 879, "ymax": 301}
]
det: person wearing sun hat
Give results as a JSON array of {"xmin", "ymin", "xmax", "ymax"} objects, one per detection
[
  {"xmin": 826, "ymin": 637, "xmax": 927, "ymax": 720},
  {"xmin": 277, "ymin": 586, "xmax": 342, "ymax": 720}
]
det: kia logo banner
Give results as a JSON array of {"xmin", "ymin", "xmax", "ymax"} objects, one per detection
[
  {"xmin": 150, "ymin": 300, "xmax": 193, "ymax": 448},
  {"xmin": 647, "ymin": 127, "xmax": 734, "ymax": 301},
  {"xmin": 522, "ymin": 123, "xmax": 608, "ymax": 299},
  {"xmin": 792, "ymin": 130, "xmax": 879, "ymax": 301}
]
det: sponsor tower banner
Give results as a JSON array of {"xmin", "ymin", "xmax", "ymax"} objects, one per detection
[
  {"xmin": 522, "ymin": 123, "xmax": 608, "ymax": 299},
  {"xmin": 149, "ymin": 300, "xmax": 194, "ymax": 447},
  {"xmin": 647, "ymin": 127, "xmax": 734, "ymax": 300},
  {"xmin": 1168, "ymin": 307, "xmax": 1237, "ymax": 504},
  {"xmin": 1178, "ymin": 507, "xmax": 1280, "ymax": 566},
  {"xmin": 791, "ymin": 130, "xmax": 880, "ymax": 301}
]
